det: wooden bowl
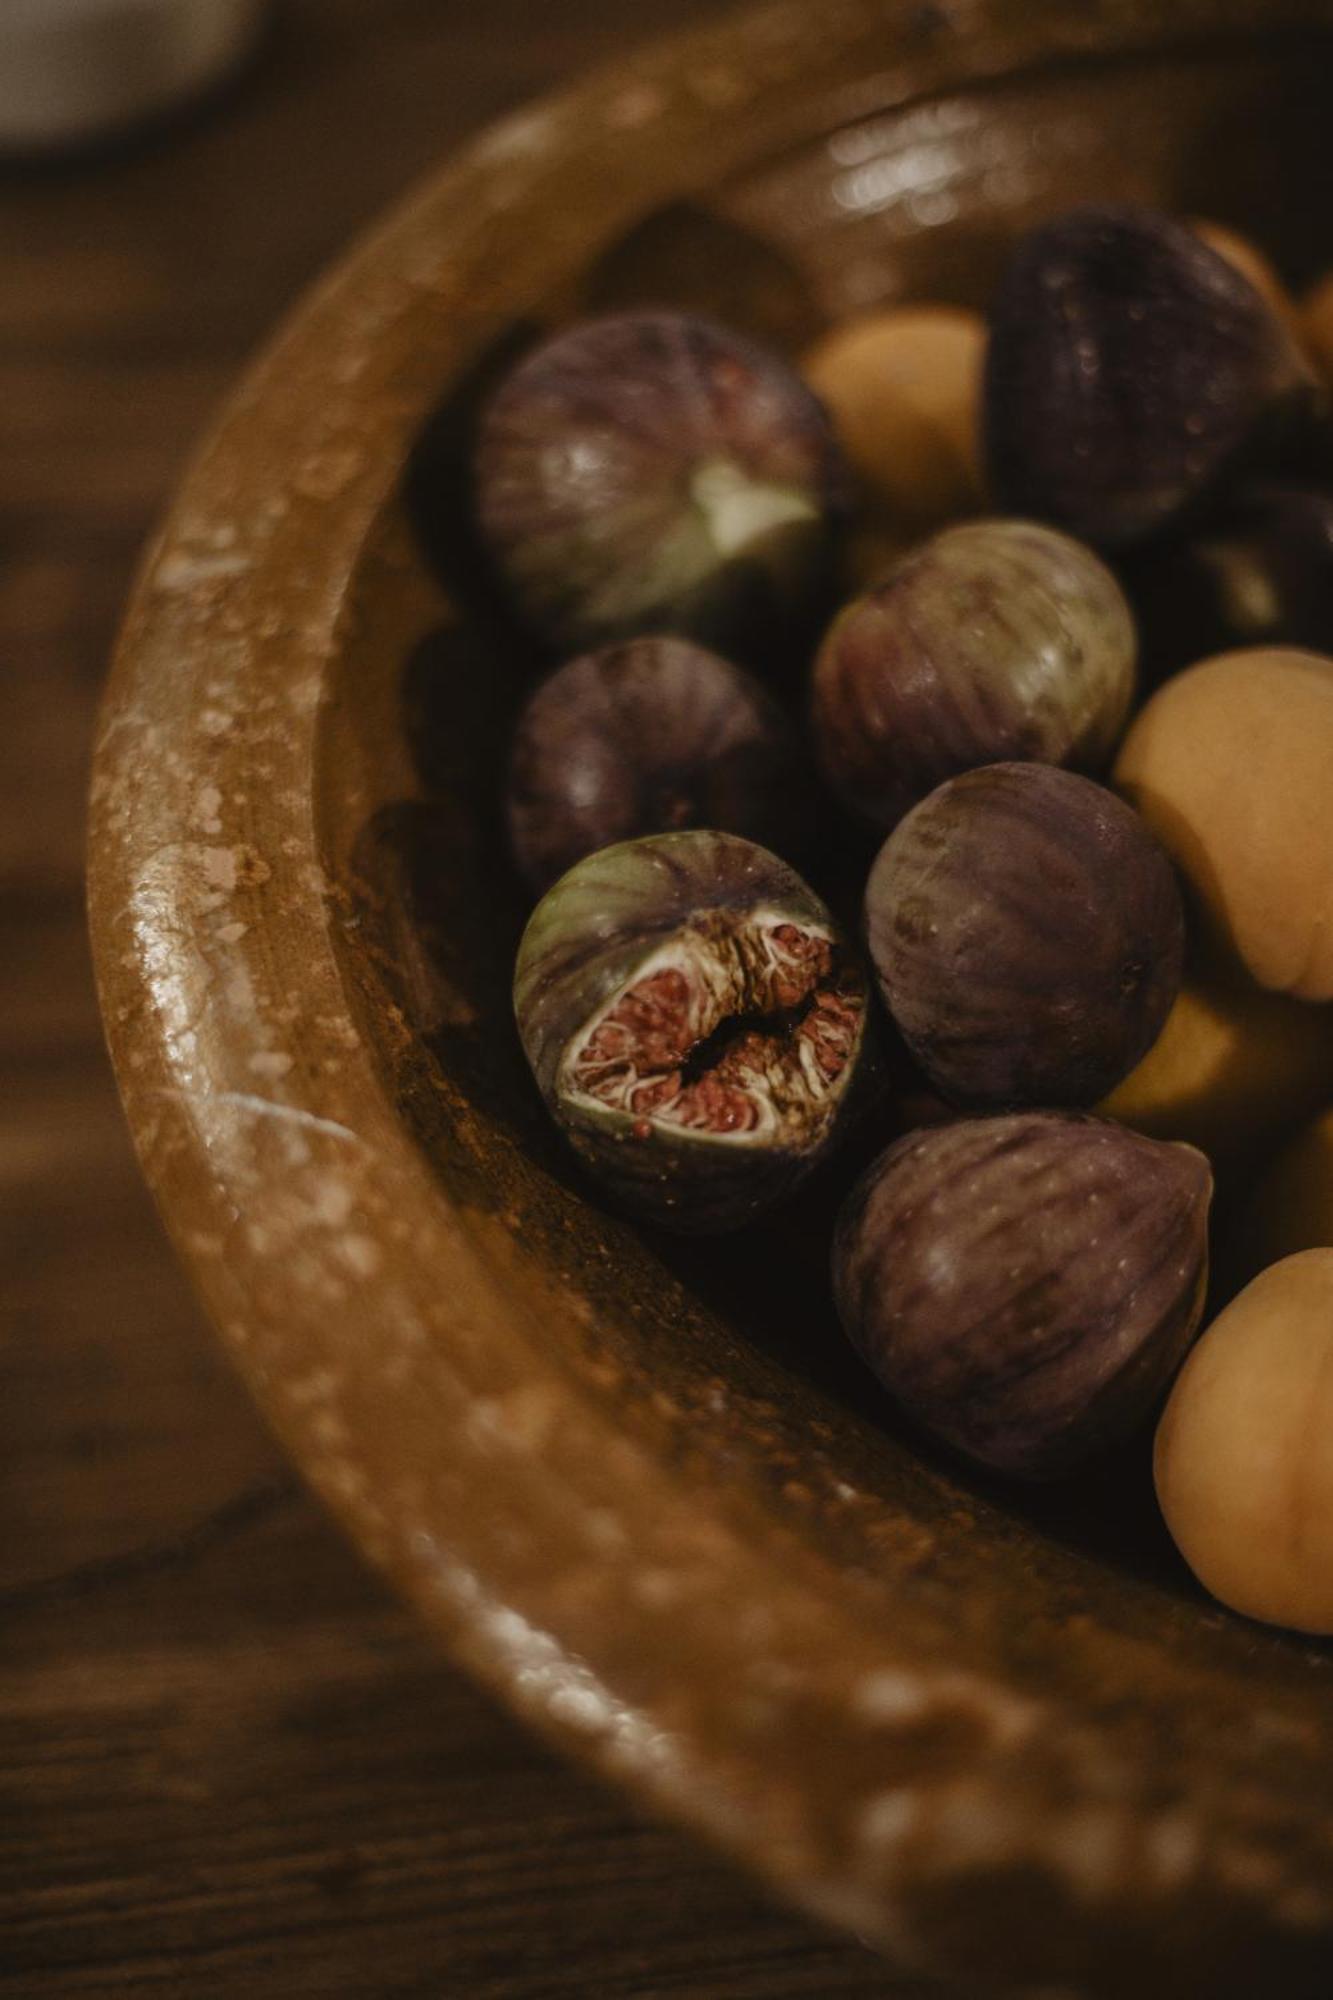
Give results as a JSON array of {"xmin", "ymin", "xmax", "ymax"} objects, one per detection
[{"xmin": 89, "ymin": 2, "xmax": 1333, "ymax": 1991}]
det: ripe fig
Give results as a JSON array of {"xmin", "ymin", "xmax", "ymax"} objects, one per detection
[
  {"xmin": 513, "ymin": 830, "xmax": 871, "ymax": 1232},
  {"xmin": 1121, "ymin": 483, "xmax": 1333, "ymax": 680},
  {"xmin": 984, "ymin": 205, "xmax": 1321, "ymax": 548},
  {"xmin": 475, "ymin": 311, "xmax": 847, "ymax": 657},
  {"xmin": 506, "ymin": 637, "xmax": 811, "ymax": 895},
  {"xmin": 865, "ymin": 763, "xmax": 1183, "ymax": 1108},
  {"xmin": 812, "ymin": 519, "xmax": 1136, "ymax": 830},
  {"xmin": 833, "ymin": 1111, "xmax": 1212, "ymax": 1479}
]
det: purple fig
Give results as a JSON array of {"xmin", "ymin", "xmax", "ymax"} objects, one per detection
[
  {"xmin": 812, "ymin": 519, "xmax": 1136, "ymax": 830},
  {"xmin": 833, "ymin": 1111, "xmax": 1212, "ymax": 1478},
  {"xmin": 513, "ymin": 830, "xmax": 871, "ymax": 1232},
  {"xmin": 1121, "ymin": 482, "xmax": 1333, "ymax": 681},
  {"xmin": 475, "ymin": 311, "xmax": 847, "ymax": 657},
  {"xmin": 984, "ymin": 205, "xmax": 1321, "ymax": 548},
  {"xmin": 865, "ymin": 763, "xmax": 1184, "ymax": 1109},
  {"xmin": 506, "ymin": 636, "xmax": 811, "ymax": 895}
]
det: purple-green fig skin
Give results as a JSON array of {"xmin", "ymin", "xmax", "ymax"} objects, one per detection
[
  {"xmin": 832, "ymin": 1111, "xmax": 1212, "ymax": 1479},
  {"xmin": 513, "ymin": 830, "xmax": 872, "ymax": 1232},
  {"xmin": 812, "ymin": 519, "xmax": 1137, "ymax": 830},
  {"xmin": 475, "ymin": 310, "xmax": 848, "ymax": 654},
  {"xmin": 985, "ymin": 204, "xmax": 1321, "ymax": 549},
  {"xmin": 506, "ymin": 637, "xmax": 812, "ymax": 895},
  {"xmin": 865, "ymin": 763, "xmax": 1184, "ymax": 1109},
  {"xmin": 1122, "ymin": 482, "xmax": 1333, "ymax": 680}
]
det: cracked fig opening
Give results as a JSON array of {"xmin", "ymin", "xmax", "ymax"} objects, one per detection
[{"xmin": 563, "ymin": 913, "xmax": 863, "ymax": 1143}]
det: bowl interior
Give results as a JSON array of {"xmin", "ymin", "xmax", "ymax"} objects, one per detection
[{"xmin": 325, "ymin": 35, "xmax": 1333, "ymax": 1629}]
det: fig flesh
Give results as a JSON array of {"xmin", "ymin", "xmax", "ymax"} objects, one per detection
[{"xmin": 514, "ymin": 831, "xmax": 871, "ymax": 1231}]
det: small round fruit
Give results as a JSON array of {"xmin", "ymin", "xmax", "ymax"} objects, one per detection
[
  {"xmin": 475, "ymin": 310, "xmax": 847, "ymax": 656},
  {"xmin": 802, "ymin": 305, "xmax": 985, "ymax": 534},
  {"xmin": 866, "ymin": 763, "xmax": 1184, "ymax": 1108},
  {"xmin": 1114, "ymin": 647, "xmax": 1333, "ymax": 997},
  {"xmin": 834, "ymin": 1111, "xmax": 1211, "ymax": 1479},
  {"xmin": 1155, "ymin": 1250, "xmax": 1333, "ymax": 1632},
  {"xmin": 1101, "ymin": 953, "xmax": 1333, "ymax": 1170},
  {"xmin": 1188, "ymin": 218, "xmax": 1295, "ymax": 327},
  {"xmin": 984, "ymin": 205, "xmax": 1319, "ymax": 548},
  {"xmin": 1121, "ymin": 484, "xmax": 1333, "ymax": 679},
  {"xmin": 505, "ymin": 637, "xmax": 811, "ymax": 894},
  {"xmin": 513, "ymin": 830, "xmax": 871, "ymax": 1232},
  {"xmin": 812, "ymin": 520, "xmax": 1136, "ymax": 830}
]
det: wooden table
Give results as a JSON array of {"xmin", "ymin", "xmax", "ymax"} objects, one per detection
[{"xmin": 0, "ymin": 5, "xmax": 900, "ymax": 1991}]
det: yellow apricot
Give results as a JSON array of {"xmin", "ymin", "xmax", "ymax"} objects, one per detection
[
  {"xmin": 1188, "ymin": 218, "xmax": 1296, "ymax": 328},
  {"xmin": 1244, "ymin": 1108, "xmax": 1333, "ymax": 1270},
  {"xmin": 803, "ymin": 306, "xmax": 985, "ymax": 536},
  {"xmin": 1114, "ymin": 648, "xmax": 1333, "ymax": 999},
  {"xmin": 1101, "ymin": 959, "xmax": 1333, "ymax": 1169},
  {"xmin": 1155, "ymin": 1250, "xmax": 1333, "ymax": 1631}
]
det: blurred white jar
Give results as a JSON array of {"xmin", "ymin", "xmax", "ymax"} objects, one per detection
[{"xmin": 0, "ymin": 0, "xmax": 267, "ymax": 151}]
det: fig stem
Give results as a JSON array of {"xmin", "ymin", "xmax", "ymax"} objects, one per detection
[{"xmin": 690, "ymin": 457, "xmax": 818, "ymax": 558}]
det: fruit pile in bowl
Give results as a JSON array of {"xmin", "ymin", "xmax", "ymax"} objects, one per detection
[{"xmin": 464, "ymin": 205, "xmax": 1333, "ymax": 1634}]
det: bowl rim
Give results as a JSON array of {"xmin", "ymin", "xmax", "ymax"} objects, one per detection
[{"xmin": 89, "ymin": 0, "xmax": 1333, "ymax": 1988}]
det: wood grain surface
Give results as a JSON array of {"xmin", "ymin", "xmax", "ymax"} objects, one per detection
[{"xmin": 0, "ymin": 3, "xmax": 908, "ymax": 1993}]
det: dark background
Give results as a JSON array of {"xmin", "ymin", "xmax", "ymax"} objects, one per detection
[{"xmin": 0, "ymin": 5, "xmax": 902, "ymax": 1994}]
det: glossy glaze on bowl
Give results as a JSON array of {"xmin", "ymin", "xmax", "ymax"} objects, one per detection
[{"xmin": 90, "ymin": 3, "xmax": 1333, "ymax": 1994}]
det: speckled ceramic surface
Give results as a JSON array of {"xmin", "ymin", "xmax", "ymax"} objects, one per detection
[{"xmin": 90, "ymin": 3, "xmax": 1333, "ymax": 1993}]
